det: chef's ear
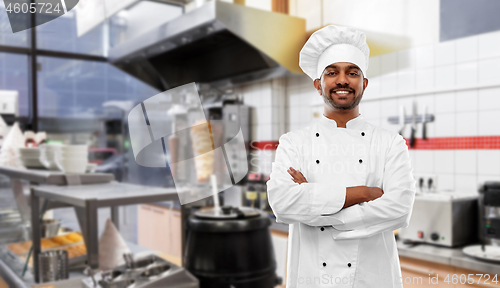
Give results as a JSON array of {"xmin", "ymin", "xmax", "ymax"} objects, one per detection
[
  {"xmin": 313, "ymin": 78, "xmax": 322, "ymax": 95},
  {"xmin": 363, "ymin": 77, "xmax": 369, "ymax": 90}
]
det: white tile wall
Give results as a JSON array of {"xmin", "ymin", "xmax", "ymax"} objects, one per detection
[
  {"xmin": 455, "ymin": 174, "xmax": 478, "ymax": 193},
  {"xmin": 435, "ymin": 65, "xmax": 455, "ymax": 90},
  {"xmin": 435, "ymin": 92, "xmax": 455, "ymax": 114},
  {"xmin": 478, "ymin": 31, "xmax": 500, "ymax": 59},
  {"xmin": 478, "ymin": 57, "xmax": 500, "ymax": 86},
  {"xmin": 437, "ymin": 173, "xmax": 455, "ymax": 191},
  {"xmin": 455, "ymin": 89, "xmax": 478, "ymax": 112},
  {"xmin": 434, "ymin": 150, "xmax": 455, "ymax": 173},
  {"xmin": 414, "ymin": 150, "xmax": 434, "ymax": 173},
  {"xmin": 381, "ymin": 53, "xmax": 398, "ymax": 74},
  {"xmin": 435, "ymin": 41, "xmax": 456, "ymax": 66},
  {"xmin": 398, "ymin": 49, "xmax": 417, "ymax": 71},
  {"xmin": 397, "ymin": 70, "xmax": 416, "ymax": 93},
  {"xmin": 367, "ymin": 56, "xmax": 381, "ymax": 78},
  {"xmin": 478, "ymin": 87, "xmax": 500, "ymax": 110},
  {"xmin": 381, "ymin": 73, "xmax": 398, "ymax": 96},
  {"xmin": 478, "ymin": 110, "xmax": 500, "ymax": 136},
  {"xmin": 359, "ymin": 100, "xmax": 381, "ymax": 119},
  {"xmin": 477, "ymin": 150, "xmax": 500, "ymax": 175},
  {"xmin": 456, "ymin": 62, "xmax": 477, "ymax": 88},
  {"xmin": 455, "ymin": 111, "xmax": 477, "ymax": 136},
  {"xmin": 415, "ymin": 68, "xmax": 435, "ymax": 91},
  {"xmin": 435, "ymin": 113, "xmax": 455, "ymax": 137},
  {"xmin": 415, "ymin": 45, "xmax": 434, "ymax": 69},
  {"xmin": 456, "ymin": 36, "xmax": 478, "ymax": 63},
  {"xmin": 364, "ymin": 76, "xmax": 381, "ymax": 99},
  {"xmin": 455, "ymin": 150, "xmax": 477, "ymax": 174}
]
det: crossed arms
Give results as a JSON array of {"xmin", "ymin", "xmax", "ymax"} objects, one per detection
[{"xmin": 266, "ymin": 133, "xmax": 416, "ymax": 240}]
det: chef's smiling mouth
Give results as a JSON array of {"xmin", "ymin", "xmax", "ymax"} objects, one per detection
[{"xmin": 331, "ymin": 89, "xmax": 354, "ymax": 96}]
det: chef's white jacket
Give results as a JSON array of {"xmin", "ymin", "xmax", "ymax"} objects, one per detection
[{"xmin": 267, "ymin": 114, "xmax": 416, "ymax": 288}]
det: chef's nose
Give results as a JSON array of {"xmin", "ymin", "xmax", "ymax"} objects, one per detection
[{"xmin": 336, "ymin": 71, "xmax": 349, "ymax": 86}]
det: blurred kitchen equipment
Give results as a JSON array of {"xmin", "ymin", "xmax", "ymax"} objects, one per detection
[
  {"xmin": 185, "ymin": 206, "xmax": 280, "ymax": 288},
  {"xmin": 82, "ymin": 254, "xmax": 198, "ymax": 288},
  {"xmin": 168, "ymin": 90, "xmax": 251, "ymax": 193},
  {"xmin": 422, "ymin": 105, "xmax": 428, "ymax": 140},
  {"xmin": 84, "ymin": 266, "xmax": 97, "ymax": 287},
  {"xmin": 399, "ymin": 192, "xmax": 478, "ymax": 247},
  {"xmin": 462, "ymin": 244, "xmax": 500, "ymax": 263},
  {"xmin": 245, "ymin": 185, "xmax": 258, "ymax": 208},
  {"xmin": 398, "ymin": 106, "xmax": 405, "ymax": 137},
  {"xmin": 410, "ymin": 101, "xmax": 417, "ymax": 147},
  {"xmin": 388, "ymin": 104, "xmax": 434, "ymax": 140},
  {"xmin": 55, "ymin": 144, "xmax": 89, "ymax": 174},
  {"xmin": 39, "ymin": 250, "xmax": 69, "ymax": 282},
  {"xmin": 478, "ymin": 182, "xmax": 500, "ymax": 246},
  {"xmin": 19, "ymin": 147, "xmax": 44, "ymax": 169},
  {"xmin": 24, "ymin": 131, "xmax": 36, "ymax": 147},
  {"xmin": 210, "ymin": 174, "xmax": 220, "ymax": 213},
  {"xmin": 108, "ymin": 1, "xmax": 305, "ymax": 90},
  {"xmin": 244, "ymin": 173, "xmax": 270, "ymax": 211},
  {"xmin": 40, "ymin": 219, "xmax": 60, "ymax": 238},
  {"xmin": 39, "ymin": 143, "xmax": 62, "ymax": 171}
]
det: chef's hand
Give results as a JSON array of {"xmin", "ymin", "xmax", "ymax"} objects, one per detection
[{"xmin": 287, "ymin": 167, "xmax": 308, "ymax": 184}]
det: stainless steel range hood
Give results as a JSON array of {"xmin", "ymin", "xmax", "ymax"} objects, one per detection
[{"xmin": 108, "ymin": 1, "xmax": 306, "ymax": 90}]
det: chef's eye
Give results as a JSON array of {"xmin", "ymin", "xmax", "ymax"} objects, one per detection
[
  {"xmin": 349, "ymin": 72, "xmax": 359, "ymax": 76},
  {"xmin": 326, "ymin": 71, "xmax": 336, "ymax": 76}
]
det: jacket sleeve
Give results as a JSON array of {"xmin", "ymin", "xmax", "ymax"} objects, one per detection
[
  {"xmin": 322, "ymin": 134, "xmax": 416, "ymax": 240},
  {"xmin": 267, "ymin": 133, "xmax": 347, "ymax": 226}
]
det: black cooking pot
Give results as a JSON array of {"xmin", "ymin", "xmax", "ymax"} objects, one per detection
[{"xmin": 185, "ymin": 206, "xmax": 280, "ymax": 288}]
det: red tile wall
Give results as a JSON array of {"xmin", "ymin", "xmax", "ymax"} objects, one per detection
[
  {"xmin": 404, "ymin": 136, "xmax": 500, "ymax": 149},
  {"xmin": 252, "ymin": 137, "xmax": 500, "ymax": 150}
]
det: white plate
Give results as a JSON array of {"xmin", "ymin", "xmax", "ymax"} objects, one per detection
[{"xmin": 462, "ymin": 245, "xmax": 500, "ymax": 263}]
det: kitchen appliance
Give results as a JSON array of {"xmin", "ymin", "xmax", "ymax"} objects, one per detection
[
  {"xmin": 166, "ymin": 89, "xmax": 251, "ymax": 200},
  {"xmin": 39, "ymin": 250, "xmax": 68, "ymax": 282},
  {"xmin": 109, "ymin": 1, "xmax": 306, "ymax": 90},
  {"xmin": 244, "ymin": 173, "xmax": 270, "ymax": 211},
  {"xmin": 82, "ymin": 254, "xmax": 198, "ymax": 288},
  {"xmin": 185, "ymin": 206, "xmax": 280, "ymax": 288},
  {"xmin": 40, "ymin": 219, "xmax": 60, "ymax": 238},
  {"xmin": 399, "ymin": 192, "xmax": 478, "ymax": 247},
  {"xmin": 478, "ymin": 182, "xmax": 500, "ymax": 246}
]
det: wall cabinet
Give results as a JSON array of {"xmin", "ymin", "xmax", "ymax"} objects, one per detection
[{"xmin": 137, "ymin": 204, "xmax": 182, "ymax": 259}]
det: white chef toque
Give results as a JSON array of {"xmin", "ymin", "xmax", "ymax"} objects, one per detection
[{"xmin": 299, "ymin": 25, "xmax": 370, "ymax": 80}]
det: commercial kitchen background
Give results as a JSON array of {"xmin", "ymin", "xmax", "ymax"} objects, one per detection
[{"xmin": 1, "ymin": 0, "xmax": 500, "ymax": 287}]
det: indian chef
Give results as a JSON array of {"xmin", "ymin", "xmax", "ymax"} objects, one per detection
[{"xmin": 266, "ymin": 25, "xmax": 416, "ymax": 288}]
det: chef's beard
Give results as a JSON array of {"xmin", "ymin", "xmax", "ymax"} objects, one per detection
[{"xmin": 322, "ymin": 86, "xmax": 363, "ymax": 111}]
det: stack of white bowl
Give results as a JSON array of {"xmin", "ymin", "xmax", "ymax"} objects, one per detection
[
  {"xmin": 19, "ymin": 147, "xmax": 44, "ymax": 169},
  {"xmin": 55, "ymin": 145, "xmax": 89, "ymax": 174},
  {"xmin": 39, "ymin": 143, "xmax": 62, "ymax": 170}
]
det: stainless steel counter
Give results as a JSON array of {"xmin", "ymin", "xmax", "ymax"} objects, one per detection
[
  {"xmin": 397, "ymin": 240, "xmax": 500, "ymax": 274},
  {"xmin": 0, "ymin": 166, "xmax": 114, "ymax": 185}
]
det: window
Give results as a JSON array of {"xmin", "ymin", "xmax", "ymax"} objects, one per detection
[
  {"xmin": 0, "ymin": 52, "xmax": 29, "ymax": 116},
  {"xmin": 0, "ymin": 1, "xmax": 29, "ymax": 47}
]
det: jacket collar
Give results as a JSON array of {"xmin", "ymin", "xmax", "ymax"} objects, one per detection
[{"xmin": 319, "ymin": 113, "xmax": 366, "ymax": 130}]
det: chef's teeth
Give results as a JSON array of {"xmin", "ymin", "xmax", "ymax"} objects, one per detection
[{"xmin": 335, "ymin": 91, "xmax": 350, "ymax": 94}]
